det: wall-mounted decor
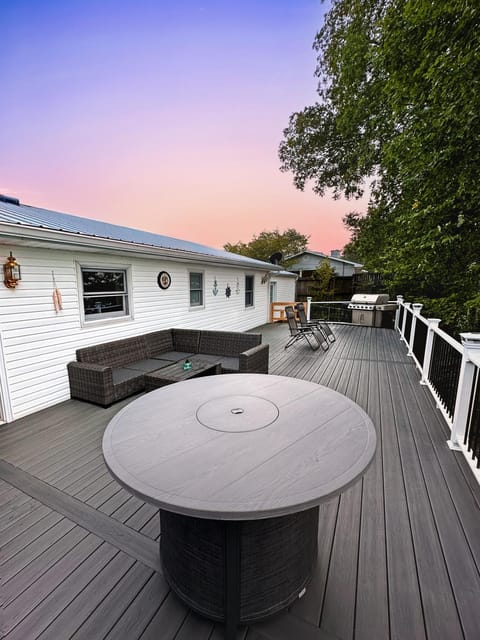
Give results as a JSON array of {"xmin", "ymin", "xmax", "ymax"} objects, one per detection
[
  {"xmin": 212, "ymin": 278, "xmax": 218, "ymax": 296},
  {"xmin": 235, "ymin": 278, "xmax": 240, "ymax": 295},
  {"xmin": 225, "ymin": 284, "xmax": 231, "ymax": 298},
  {"xmin": 3, "ymin": 251, "xmax": 21, "ymax": 288},
  {"xmin": 157, "ymin": 271, "xmax": 171, "ymax": 290}
]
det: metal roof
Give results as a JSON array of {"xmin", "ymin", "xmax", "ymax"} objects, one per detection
[{"xmin": 0, "ymin": 198, "xmax": 278, "ymax": 269}]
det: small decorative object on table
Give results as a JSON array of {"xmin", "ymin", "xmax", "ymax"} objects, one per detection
[{"xmin": 183, "ymin": 359, "xmax": 192, "ymax": 371}]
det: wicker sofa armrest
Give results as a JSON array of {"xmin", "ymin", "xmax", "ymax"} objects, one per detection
[
  {"xmin": 238, "ymin": 343, "xmax": 269, "ymax": 374},
  {"xmin": 67, "ymin": 361, "xmax": 115, "ymax": 407}
]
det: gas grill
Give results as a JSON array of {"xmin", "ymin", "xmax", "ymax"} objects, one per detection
[{"xmin": 348, "ymin": 294, "xmax": 397, "ymax": 327}]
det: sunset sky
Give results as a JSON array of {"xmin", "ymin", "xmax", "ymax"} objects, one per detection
[{"xmin": 1, "ymin": 0, "xmax": 362, "ymax": 253}]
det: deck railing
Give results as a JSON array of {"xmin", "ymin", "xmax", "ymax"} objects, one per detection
[
  {"xmin": 395, "ymin": 297, "xmax": 480, "ymax": 481},
  {"xmin": 269, "ymin": 296, "xmax": 480, "ymax": 479}
]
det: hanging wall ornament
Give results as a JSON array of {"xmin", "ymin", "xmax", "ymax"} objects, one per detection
[
  {"xmin": 212, "ymin": 278, "xmax": 218, "ymax": 296},
  {"xmin": 225, "ymin": 284, "xmax": 231, "ymax": 298},
  {"xmin": 235, "ymin": 277, "xmax": 240, "ymax": 294}
]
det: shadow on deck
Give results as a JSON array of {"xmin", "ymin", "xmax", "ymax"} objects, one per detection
[{"xmin": 1, "ymin": 324, "xmax": 479, "ymax": 640}]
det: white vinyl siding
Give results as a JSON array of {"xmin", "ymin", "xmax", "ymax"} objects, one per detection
[{"xmin": 0, "ymin": 247, "xmax": 271, "ymax": 421}]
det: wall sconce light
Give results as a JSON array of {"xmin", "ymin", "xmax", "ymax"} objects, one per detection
[{"xmin": 4, "ymin": 252, "xmax": 21, "ymax": 288}]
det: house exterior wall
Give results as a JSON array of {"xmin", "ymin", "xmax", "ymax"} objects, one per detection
[
  {"xmin": 269, "ymin": 276, "xmax": 296, "ymax": 302},
  {"xmin": 0, "ymin": 245, "xmax": 272, "ymax": 421}
]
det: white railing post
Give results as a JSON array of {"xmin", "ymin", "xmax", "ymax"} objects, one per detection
[
  {"xmin": 447, "ymin": 333, "xmax": 480, "ymax": 450},
  {"xmin": 394, "ymin": 295, "xmax": 404, "ymax": 331},
  {"xmin": 306, "ymin": 297, "xmax": 312, "ymax": 322},
  {"xmin": 420, "ymin": 318, "xmax": 441, "ymax": 385},
  {"xmin": 400, "ymin": 302, "xmax": 411, "ymax": 343},
  {"xmin": 407, "ymin": 303, "xmax": 423, "ymax": 356}
]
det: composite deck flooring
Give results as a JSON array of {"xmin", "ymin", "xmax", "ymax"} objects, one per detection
[{"xmin": 1, "ymin": 323, "xmax": 479, "ymax": 640}]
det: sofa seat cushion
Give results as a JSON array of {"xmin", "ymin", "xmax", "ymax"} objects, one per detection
[
  {"xmin": 112, "ymin": 368, "xmax": 145, "ymax": 385},
  {"xmin": 124, "ymin": 358, "xmax": 171, "ymax": 373},
  {"xmin": 215, "ymin": 356, "xmax": 240, "ymax": 373},
  {"xmin": 159, "ymin": 351, "xmax": 195, "ymax": 362}
]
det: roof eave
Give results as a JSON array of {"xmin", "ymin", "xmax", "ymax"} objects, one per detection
[{"xmin": 0, "ymin": 222, "xmax": 282, "ymax": 271}]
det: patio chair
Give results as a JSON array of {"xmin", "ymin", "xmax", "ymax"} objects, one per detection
[
  {"xmin": 296, "ymin": 302, "xmax": 336, "ymax": 344},
  {"xmin": 284, "ymin": 306, "xmax": 321, "ymax": 351}
]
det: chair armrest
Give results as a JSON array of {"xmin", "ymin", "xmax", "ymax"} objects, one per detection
[
  {"xmin": 239, "ymin": 343, "xmax": 269, "ymax": 374},
  {"xmin": 67, "ymin": 361, "xmax": 115, "ymax": 407}
]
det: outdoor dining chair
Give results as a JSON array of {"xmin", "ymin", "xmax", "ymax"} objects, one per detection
[
  {"xmin": 284, "ymin": 306, "xmax": 322, "ymax": 351},
  {"xmin": 296, "ymin": 302, "xmax": 336, "ymax": 344}
]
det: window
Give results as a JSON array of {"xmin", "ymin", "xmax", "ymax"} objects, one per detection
[
  {"xmin": 245, "ymin": 275, "xmax": 254, "ymax": 307},
  {"xmin": 81, "ymin": 268, "xmax": 129, "ymax": 321},
  {"xmin": 189, "ymin": 272, "xmax": 204, "ymax": 307}
]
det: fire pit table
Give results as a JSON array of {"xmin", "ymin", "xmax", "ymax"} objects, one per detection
[{"xmin": 102, "ymin": 373, "xmax": 376, "ymax": 639}]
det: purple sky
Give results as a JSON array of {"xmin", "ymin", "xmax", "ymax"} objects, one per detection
[{"xmin": 1, "ymin": 0, "xmax": 360, "ymax": 253}]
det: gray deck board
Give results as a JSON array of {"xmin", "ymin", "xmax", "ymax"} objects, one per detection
[{"xmin": 1, "ymin": 323, "xmax": 479, "ymax": 640}]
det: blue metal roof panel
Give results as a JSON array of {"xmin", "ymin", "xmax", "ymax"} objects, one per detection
[{"xmin": 0, "ymin": 200, "xmax": 275, "ymax": 269}]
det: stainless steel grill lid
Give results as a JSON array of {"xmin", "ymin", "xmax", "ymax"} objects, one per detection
[{"xmin": 349, "ymin": 294, "xmax": 389, "ymax": 306}]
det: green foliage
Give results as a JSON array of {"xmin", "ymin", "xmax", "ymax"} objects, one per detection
[
  {"xmin": 224, "ymin": 229, "xmax": 309, "ymax": 266},
  {"xmin": 310, "ymin": 259, "xmax": 336, "ymax": 300},
  {"xmin": 279, "ymin": 0, "xmax": 480, "ymax": 333}
]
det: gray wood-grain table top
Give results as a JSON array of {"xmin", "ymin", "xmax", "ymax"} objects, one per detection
[{"xmin": 102, "ymin": 374, "xmax": 376, "ymax": 520}]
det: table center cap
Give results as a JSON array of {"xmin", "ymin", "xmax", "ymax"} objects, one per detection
[{"xmin": 196, "ymin": 394, "xmax": 279, "ymax": 433}]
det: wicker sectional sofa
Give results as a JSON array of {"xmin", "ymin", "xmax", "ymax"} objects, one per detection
[{"xmin": 67, "ymin": 328, "xmax": 269, "ymax": 407}]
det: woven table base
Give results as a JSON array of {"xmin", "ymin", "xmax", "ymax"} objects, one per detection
[{"xmin": 160, "ymin": 506, "xmax": 319, "ymax": 624}]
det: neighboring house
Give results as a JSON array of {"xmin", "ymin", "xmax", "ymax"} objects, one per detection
[
  {"xmin": 0, "ymin": 196, "xmax": 295, "ymax": 423},
  {"xmin": 287, "ymin": 250, "xmax": 362, "ymax": 278},
  {"xmin": 287, "ymin": 250, "xmax": 362, "ymax": 299}
]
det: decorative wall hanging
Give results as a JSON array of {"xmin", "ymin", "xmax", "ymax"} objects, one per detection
[
  {"xmin": 235, "ymin": 278, "xmax": 240, "ymax": 295},
  {"xmin": 157, "ymin": 271, "xmax": 171, "ymax": 289},
  {"xmin": 52, "ymin": 271, "xmax": 63, "ymax": 313},
  {"xmin": 261, "ymin": 272, "xmax": 269, "ymax": 284},
  {"xmin": 225, "ymin": 284, "xmax": 231, "ymax": 298},
  {"xmin": 212, "ymin": 278, "xmax": 218, "ymax": 296}
]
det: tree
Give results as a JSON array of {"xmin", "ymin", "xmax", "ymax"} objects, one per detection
[
  {"xmin": 224, "ymin": 229, "xmax": 309, "ymax": 266},
  {"xmin": 279, "ymin": 0, "xmax": 480, "ymax": 333},
  {"xmin": 310, "ymin": 259, "xmax": 336, "ymax": 300}
]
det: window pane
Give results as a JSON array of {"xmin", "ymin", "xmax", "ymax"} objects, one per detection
[
  {"xmin": 82, "ymin": 270, "xmax": 125, "ymax": 293},
  {"xmin": 190, "ymin": 290, "xmax": 203, "ymax": 306},
  {"xmin": 245, "ymin": 275, "xmax": 254, "ymax": 307},
  {"xmin": 190, "ymin": 273, "xmax": 202, "ymax": 289},
  {"xmin": 84, "ymin": 295, "xmax": 126, "ymax": 315}
]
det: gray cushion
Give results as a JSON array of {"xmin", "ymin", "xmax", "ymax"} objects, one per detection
[
  {"xmin": 215, "ymin": 356, "xmax": 240, "ymax": 372},
  {"xmin": 112, "ymin": 368, "xmax": 144, "ymax": 385}
]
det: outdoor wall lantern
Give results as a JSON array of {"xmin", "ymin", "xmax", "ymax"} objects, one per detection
[{"xmin": 4, "ymin": 251, "xmax": 21, "ymax": 288}]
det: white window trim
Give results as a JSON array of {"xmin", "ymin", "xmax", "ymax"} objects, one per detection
[
  {"xmin": 189, "ymin": 270, "xmax": 205, "ymax": 310},
  {"xmin": 76, "ymin": 262, "xmax": 134, "ymax": 327}
]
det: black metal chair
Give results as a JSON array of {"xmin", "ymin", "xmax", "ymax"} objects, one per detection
[
  {"xmin": 296, "ymin": 302, "xmax": 336, "ymax": 344},
  {"xmin": 284, "ymin": 306, "xmax": 321, "ymax": 351}
]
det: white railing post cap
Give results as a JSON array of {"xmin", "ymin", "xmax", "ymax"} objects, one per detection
[
  {"xmin": 412, "ymin": 303, "xmax": 423, "ymax": 314},
  {"xmin": 427, "ymin": 318, "xmax": 441, "ymax": 326},
  {"xmin": 460, "ymin": 333, "xmax": 480, "ymax": 349},
  {"xmin": 396, "ymin": 295, "xmax": 404, "ymax": 303}
]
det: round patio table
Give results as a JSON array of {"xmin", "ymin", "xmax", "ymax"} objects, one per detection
[{"xmin": 102, "ymin": 373, "xmax": 376, "ymax": 638}]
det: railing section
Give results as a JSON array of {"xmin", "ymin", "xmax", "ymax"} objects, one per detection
[
  {"xmin": 308, "ymin": 300, "xmax": 352, "ymax": 323},
  {"xmin": 396, "ymin": 299, "xmax": 480, "ymax": 482},
  {"xmin": 465, "ymin": 370, "xmax": 480, "ymax": 468}
]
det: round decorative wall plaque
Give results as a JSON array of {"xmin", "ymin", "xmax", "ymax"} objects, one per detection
[{"xmin": 157, "ymin": 271, "xmax": 172, "ymax": 290}]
